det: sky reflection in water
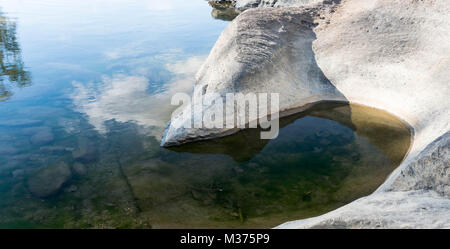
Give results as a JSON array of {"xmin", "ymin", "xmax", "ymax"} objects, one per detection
[{"xmin": 0, "ymin": 0, "xmax": 227, "ymax": 136}]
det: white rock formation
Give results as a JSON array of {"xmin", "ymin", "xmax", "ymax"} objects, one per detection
[{"xmin": 163, "ymin": 0, "xmax": 450, "ymax": 228}]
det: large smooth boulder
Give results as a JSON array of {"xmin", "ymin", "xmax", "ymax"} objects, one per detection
[{"xmin": 162, "ymin": 0, "xmax": 450, "ymax": 228}]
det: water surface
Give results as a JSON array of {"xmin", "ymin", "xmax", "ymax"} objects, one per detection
[{"xmin": 0, "ymin": 0, "xmax": 411, "ymax": 228}]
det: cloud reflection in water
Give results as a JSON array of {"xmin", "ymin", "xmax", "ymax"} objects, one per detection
[{"xmin": 71, "ymin": 56, "xmax": 205, "ymax": 137}]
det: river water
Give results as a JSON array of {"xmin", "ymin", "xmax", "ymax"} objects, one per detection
[{"xmin": 0, "ymin": 0, "xmax": 411, "ymax": 228}]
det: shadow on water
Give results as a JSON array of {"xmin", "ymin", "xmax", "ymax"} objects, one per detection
[
  {"xmin": 0, "ymin": 10, "xmax": 31, "ymax": 101},
  {"xmin": 169, "ymin": 102, "xmax": 411, "ymax": 165}
]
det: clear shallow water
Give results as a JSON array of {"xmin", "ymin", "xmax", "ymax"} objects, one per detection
[{"xmin": 0, "ymin": 1, "xmax": 411, "ymax": 228}]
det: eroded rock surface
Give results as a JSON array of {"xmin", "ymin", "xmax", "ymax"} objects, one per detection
[
  {"xmin": 235, "ymin": 0, "xmax": 324, "ymax": 10},
  {"xmin": 389, "ymin": 132, "xmax": 450, "ymax": 198}
]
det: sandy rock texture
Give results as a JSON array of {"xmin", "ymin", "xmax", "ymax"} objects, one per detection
[{"xmin": 163, "ymin": 0, "xmax": 450, "ymax": 227}]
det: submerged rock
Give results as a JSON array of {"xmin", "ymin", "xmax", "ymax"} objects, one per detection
[
  {"xmin": 72, "ymin": 137, "xmax": 98, "ymax": 163},
  {"xmin": 27, "ymin": 162, "xmax": 72, "ymax": 198},
  {"xmin": 30, "ymin": 128, "xmax": 54, "ymax": 145},
  {"xmin": 72, "ymin": 162, "xmax": 87, "ymax": 176},
  {"xmin": 64, "ymin": 185, "xmax": 78, "ymax": 193},
  {"xmin": 0, "ymin": 145, "xmax": 19, "ymax": 155},
  {"xmin": 12, "ymin": 169, "xmax": 25, "ymax": 178},
  {"xmin": 0, "ymin": 119, "xmax": 42, "ymax": 127}
]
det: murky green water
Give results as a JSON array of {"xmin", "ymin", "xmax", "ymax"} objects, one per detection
[{"xmin": 0, "ymin": 1, "xmax": 411, "ymax": 228}]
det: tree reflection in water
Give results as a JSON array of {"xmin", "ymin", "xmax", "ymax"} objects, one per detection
[{"xmin": 0, "ymin": 10, "xmax": 31, "ymax": 101}]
